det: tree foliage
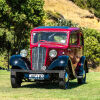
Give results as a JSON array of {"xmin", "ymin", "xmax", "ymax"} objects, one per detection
[
  {"xmin": 47, "ymin": 18, "xmax": 78, "ymax": 27},
  {"xmin": 0, "ymin": 0, "xmax": 44, "ymax": 54},
  {"xmin": 83, "ymin": 28, "xmax": 100, "ymax": 67},
  {"xmin": 0, "ymin": 0, "xmax": 44, "ymax": 69}
]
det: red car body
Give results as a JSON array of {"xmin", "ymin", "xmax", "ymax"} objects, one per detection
[
  {"xmin": 10, "ymin": 26, "xmax": 88, "ymax": 89},
  {"xmin": 30, "ymin": 27, "xmax": 83, "ymax": 70}
]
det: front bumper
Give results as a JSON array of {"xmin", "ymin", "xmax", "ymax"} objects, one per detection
[{"xmin": 10, "ymin": 69, "xmax": 65, "ymax": 80}]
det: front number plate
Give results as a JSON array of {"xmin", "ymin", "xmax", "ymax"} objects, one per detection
[{"xmin": 29, "ymin": 74, "xmax": 44, "ymax": 80}]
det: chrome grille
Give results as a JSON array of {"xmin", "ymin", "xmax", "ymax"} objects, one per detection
[{"xmin": 32, "ymin": 47, "xmax": 46, "ymax": 70}]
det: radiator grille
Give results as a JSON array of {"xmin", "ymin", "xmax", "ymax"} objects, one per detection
[{"xmin": 32, "ymin": 47, "xmax": 46, "ymax": 70}]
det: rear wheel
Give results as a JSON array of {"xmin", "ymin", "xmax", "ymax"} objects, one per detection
[
  {"xmin": 77, "ymin": 62, "xmax": 86, "ymax": 84},
  {"xmin": 78, "ymin": 70, "xmax": 86, "ymax": 84}
]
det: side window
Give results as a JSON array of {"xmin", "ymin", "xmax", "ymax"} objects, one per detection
[
  {"xmin": 80, "ymin": 34, "xmax": 84, "ymax": 46},
  {"xmin": 70, "ymin": 32, "xmax": 78, "ymax": 45}
]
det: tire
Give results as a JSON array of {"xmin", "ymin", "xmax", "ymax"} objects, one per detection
[
  {"xmin": 59, "ymin": 70, "xmax": 69, "ymax": 89},
  {"xmin": 11, "ymin": 73, "xmax": 22, "ymax": 88},
  {"xmin": 77, "ymin": 68, "xmax": 86, "ymax": 84}
]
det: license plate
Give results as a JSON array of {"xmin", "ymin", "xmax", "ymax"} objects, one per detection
[{"xmin": 29, "ymin": 74, "xmax": 44, "ymax": 80}]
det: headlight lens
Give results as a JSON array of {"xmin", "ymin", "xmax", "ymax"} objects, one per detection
[
  {"xmin": 49, "ymin": 49, "xmax": 57, "ymax": 58},
  {"xmin": 20, "ymin": 49, "xmax": 27, "ymax": 57}
]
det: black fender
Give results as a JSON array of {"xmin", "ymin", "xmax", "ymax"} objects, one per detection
[
  {"xmin": 48, "ymin": 55, "xmax": 70, "ymax": 70},
  {"xmin": 75, "ymin": 56, "xmax": 88, "ymax": 76},
  {"xmin": 10, "ymin": 55, "xmax": 30, "ymax": 70}
]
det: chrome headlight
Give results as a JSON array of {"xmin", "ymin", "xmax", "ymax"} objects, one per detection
[
  {"xmin": 20, "ymin": 49, "xmax": 27, "ymax": 57},
  {"xmin": 49, "ymin": 49, "xmax": 57, "ymax": 58}
]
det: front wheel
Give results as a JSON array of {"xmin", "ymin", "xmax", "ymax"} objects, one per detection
[
  {"xmin": 59, "ymin": 71, "xmax": 69, "ymax": 89},
  {"xmin": 11, "ymin": 72, "xmax": 22, "ymax": 88}
]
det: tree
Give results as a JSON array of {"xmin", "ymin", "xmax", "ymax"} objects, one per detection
[
  {"xmin": 0, "ymin": 0, "xmax": 45, "ymax": 54},
  {"xmin": 83, "ymin": 28, "xmax": 100, "ymax": 67}
]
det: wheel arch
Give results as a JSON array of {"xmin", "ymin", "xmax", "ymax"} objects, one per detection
[
  {"xmin": 75, "ymin": 56, "xmax": 88, "ymax": 76},
  {"xmin": 48, "ymin": 55, "xmax": 70, "ymax": 70},
  {"xmin": 48, "ymin": 55, "xmax": 75, "ymax": 79},
  {"xmin": 10, "ymin": 55, "xmax": 29, "ymax": 70}
]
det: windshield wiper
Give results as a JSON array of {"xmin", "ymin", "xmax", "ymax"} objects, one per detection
[{"xmin": 48, "ymin": 33, "xmax": 56, "ymax": 39}]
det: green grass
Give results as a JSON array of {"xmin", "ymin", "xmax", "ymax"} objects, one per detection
[{"xmin": 0, "ymin": 70, "xmax": 100, "ymax": 100}]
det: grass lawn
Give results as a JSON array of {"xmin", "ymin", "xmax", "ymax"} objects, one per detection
[{"xmin": 0, "ymin": 70, "xmax": 100, "ymax": 100}]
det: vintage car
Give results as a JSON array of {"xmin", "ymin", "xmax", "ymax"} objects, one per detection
[{"xmin": 10, "ymin": 26, "xmax": 88, "ymax": 89}]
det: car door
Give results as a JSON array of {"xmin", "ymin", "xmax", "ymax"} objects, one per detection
[{"xmin": 67, "ymin": 31, "xmax": 82, "ymax": 70}]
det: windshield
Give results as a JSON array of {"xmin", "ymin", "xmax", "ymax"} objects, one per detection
[{"xmin": 32, "ymin": 32, "xmax": 67, "ymax": 44}]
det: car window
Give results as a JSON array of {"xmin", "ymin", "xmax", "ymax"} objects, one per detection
[
  {"xmin": 70, "ymin": 32, "xmax": 78, "ymax": 45},
  {"xmin": 33, "ymin": 32, "xmax": 67, "ymax": 44},
  {"xmin": 54, "ymin": 35, "xmax": 66, "ymax": 43}
]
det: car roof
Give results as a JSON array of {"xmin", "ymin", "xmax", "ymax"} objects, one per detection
[
  {"xmin": 34, "ymin": 26, "xmax": 70, "ymax": 29},
  {"xmin": 31, "ymin": 26, "xmax": 80, "ymax": 33}
]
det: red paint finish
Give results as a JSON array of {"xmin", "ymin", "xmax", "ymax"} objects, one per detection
[{"xmin": 30, "ymin": 27, "xmax": 83, "ymax": 70}]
